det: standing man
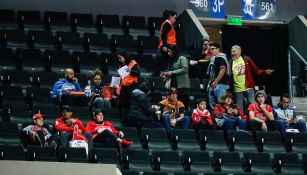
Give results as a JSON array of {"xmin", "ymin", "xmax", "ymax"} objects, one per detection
[
  {"xmin": 153, "ymin": 10, "xmax": 177, "ymax": 76},
  {"xmin": 273, "ymin": 93, "xmax": 306, "ymax": 136},
  {"xmin": 207, "ymin": 43, "xmax": 230, "ymax": 109},
  {"xmin": 189, "ymin": 39, "xmax": 212, "ymax": 80},
  {"xmin": 229, "ymin": 45, "xmax": 274, "ymax": 110}
]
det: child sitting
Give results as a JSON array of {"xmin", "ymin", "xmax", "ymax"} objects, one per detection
[
  {"xmin": 191, "ymin": 99, "xmax": 215, "ymax": 130},
  {"xmin": 23, "ymin": 113, "xmax": 57, "ymax": 147}
]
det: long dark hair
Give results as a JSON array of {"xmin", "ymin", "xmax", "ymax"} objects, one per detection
[
  {"xmin": 163, "ymin": 10, "xmax": 177, "ymax": 21},
  {"xmin": 168, "ymin": 44, "xmax": 179, "ymax": 64},
  {"xmin": 117, "ymin": 51, "xmax": 132, "ymax": 66}
]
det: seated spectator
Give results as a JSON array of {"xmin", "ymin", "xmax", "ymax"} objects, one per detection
[
  {"xmin": 247, "ymin": 90, "xmax": 277, "ymax": 133},
  {"xmin": 127, "ymin": 82, "xmax": 164, "ymax": 128},
  {"xmin": 23, "ymin": 113, "xmax": 57, "ymax": 147},
  {"xmin": 54, "ymin": 105, "xmax": 92, "ymax": 147},
  {"xmin": 51, "ymin": 68, "xmax": 87, "ymax": 106},
  {"xmin": 213, "ymin": 93, "xmax": 246, "ymax": 131},
  {"xmin": 191, "ymin": 98, "xmax": 215, "ymax": 130},
  {"xmin": 86, "ymin": 109, "xmax": 133, "ymax": 148},
  {"xmin": 87, "ymin": 69, "xmax": 112, "ymax": 111},
  {"xmin": 189, "ymin": 39, "xmax": 212, "ymax": 80},
  {"xmin": 157, "ymin": 88, "xmax": 190, "ymax": 136},
  {"xmin": 273, "ymin": 93, "xmax": 306, "ymax": 136}
]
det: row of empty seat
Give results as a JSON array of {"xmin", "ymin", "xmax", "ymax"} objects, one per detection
[
  {"xmin": 0, "ymin": 9, "xmax": 165, "ymax": 37},
  {"xmin": 0, "ymin": 30, "xmax": 161, "ymax": 54},
  {"xmin": 1, "ymin": 145, "xmax": 307, "ymax": 174}
]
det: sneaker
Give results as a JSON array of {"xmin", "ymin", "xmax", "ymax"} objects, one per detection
[{"xmin": 121, "ymin": 139, "xmax": 133, "ymax": 148}]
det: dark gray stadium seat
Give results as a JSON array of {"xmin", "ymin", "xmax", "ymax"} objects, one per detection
[
  {"xmin": 141, "ymin": 128, "xmax": 171, "ymax": 152},
  {"xmin": 199, "ymin": 130, "xmax": 228, "ymax": 153},
  {"xmin": 58, "ymin": 147, "xmax": 88, "ymax": 162},
  {"xmin": 182, "ymin": 150, "xmax": 213, "ymax": 173},
  {"xmin": 27, "ymin": 145, "xmax": 58, "ymax": 161},
  {"xmin": 44, "ymin": 11, "xmax": 70, "ymax": 33},
  {"xmin": 0, "ymin": 122, "xmax": 23, "ymax": 145},
  {"xmin": 227, "ymin": 131, "xmax": 257, "ymax": 153},
  {"xmin": 243, "ymin": 152, "xmax": 274, "ymax": 174},
  {"xmin": 285, "ymin": 132, "xmax": 307, "ymax": 153},
  {"xmin": 213, "ymin": 152, "xmax": 243, "ymax": 173},
  {"xmin": 0, "ymin": 145, "xmax": 25, "ymax": 160},
  {"xmin": 90, "ymin": 147, "xmax": 119, "ymax": 165},
  {"xmin": 121, "ymin": 149, "xmax": 152, "ymax": 171},
  {"xmin": 17, "ymin": 10, "xmax": 44, "ymax": 31},
  {"xmin": 0, "ymin": 9, "xmax": 17, "ymax": 30},
  {"xmin": 151, "ymin": 150, "xmax": 183, "ymax": 172}
]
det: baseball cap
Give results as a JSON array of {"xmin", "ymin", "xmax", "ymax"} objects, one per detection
[
  {"xmin": 61, "ymin": 105, "xmax": 72, "ymax": 112},
  {"xmin": 32, "ymin": 113, "xmax": 45, "ymax": 121},
  {"xmin": 92, "ymin": 108, "xmax": 105, "ymax": 117},
  {"xmin": 167, "ymin": 87, "xmax": 178, "ymax": 95}
]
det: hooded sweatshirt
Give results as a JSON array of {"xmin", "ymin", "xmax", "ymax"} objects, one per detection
[
  {"xmin": 51, "ymin": 78, "xmax": 82, "ymax": 101},
  {"xmin": 207, "ymin": 53, "xmax": 230, "ymax": 85}
]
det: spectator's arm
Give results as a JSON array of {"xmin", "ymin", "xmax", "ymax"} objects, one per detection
[
  {"xmin": 76, "ymin": 119, "xmax": 87, "ymax": 132},
  {"xmin": 54, "ymin": 120, "xmax": 74, "ymax": 132},
  {"xmin": 247, "ymin": 57, "xmax": 267, "ymax": 76},
  {"xmin": 74, "ymin": 82, "xmax": 82, "ymax": 91},
  {"xmin": 85, "ymin": 122, "xmax": 97, "ymax": 134},
  {"xmin": 129, "ymin": 64, "xmax": 140, "ymax": 77},
  {"xmin": 169, "ymin": 57, "xmax": 189, "ymax": 76},
  {"xmin": 248, "ymin": 111, "xmax": 264, "ymax": 123}
]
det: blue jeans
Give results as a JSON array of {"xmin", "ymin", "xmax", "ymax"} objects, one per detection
[
  {"xmin": 277, "ymin": 120, "xmax": 307, "ymax": 136},
  {"xmin": 234, "ymin": 89, "xmax": 255, "ymax": 111},
  {"xmin": 224, "ymin": 115, "xmax": 247, "ymax": 131},
  {"xmin": 209, "ymin": 84, "xmax": 229, "ymax": 109},
  {"xmin": 161, "ymin": 114, "xmax": 191, "ymax": 135}
]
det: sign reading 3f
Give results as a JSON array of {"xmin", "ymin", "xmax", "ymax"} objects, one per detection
[
  {"xmin": 210, "ymin": 0, "xmax": 225, "ymax": 18},
  {"xmin": 242, "ymin": 0, "xmax": 256, "ymax": 19}
]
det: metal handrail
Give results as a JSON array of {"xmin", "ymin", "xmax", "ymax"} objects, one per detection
[{"xmin": 288, "ymin": 45, "xmax": 307, "ymax": 97}]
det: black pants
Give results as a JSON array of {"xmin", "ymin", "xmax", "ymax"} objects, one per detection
[
  {"xmin": 93, "ymin": 129, "xmax": 119, "ymax": 148},
  {"xmin": 32, "ymin": 131, "xmax": 58, "ymax": 146},
  {"xmin": 248, "ymin": 120, "xmax": 277, "ymax": 134},
  {"xmin": 152, "ymin": 47, "xmax": 170, "ymax": 76},
  {"xmin": 119, "ymin": 83, "xmax": 137, "ymax": 108}
]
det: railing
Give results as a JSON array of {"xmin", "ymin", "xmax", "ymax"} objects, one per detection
[{"xmin": 288, "ymin": 46, "xmax": 307, "ymax": 97}]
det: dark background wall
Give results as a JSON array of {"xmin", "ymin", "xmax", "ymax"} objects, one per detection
[{"xmin": 0, "ymin": 0, "xmax": 306, "ymax": 22}]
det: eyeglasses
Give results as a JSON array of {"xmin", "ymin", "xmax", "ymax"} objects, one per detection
[{"xmin": 209, "ymin": 47, "xmax": 217, "ymax": 50}]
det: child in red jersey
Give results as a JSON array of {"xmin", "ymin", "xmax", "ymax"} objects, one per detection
[{"xmin": 191, "ymin": 99, "xmax": 215, "ymax": 130}]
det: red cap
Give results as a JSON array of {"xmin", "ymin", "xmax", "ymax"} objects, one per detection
[{"xmin": 32, "ymin": 113, "xmax": 44, "ymax": 121}]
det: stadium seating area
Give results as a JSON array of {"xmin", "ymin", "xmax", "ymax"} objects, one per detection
[{"xmin": 0, "ymin": 9, "xmax": 307, "ymax": 175}]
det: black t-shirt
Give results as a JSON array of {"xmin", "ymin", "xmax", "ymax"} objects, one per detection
[{"xmin": 208, "ymin": 56, "xmax": 228, "ymax": 85}]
